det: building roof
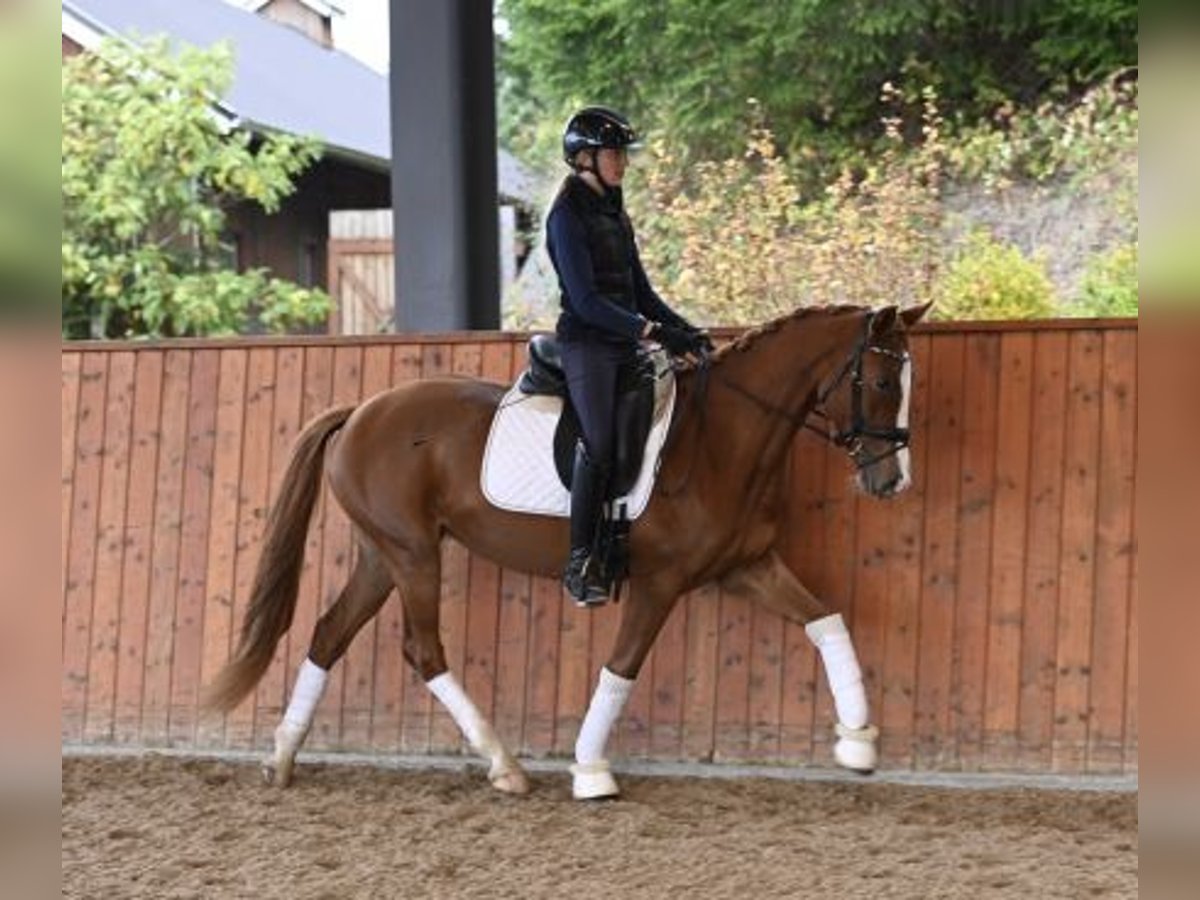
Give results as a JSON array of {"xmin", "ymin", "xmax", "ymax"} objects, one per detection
[
  {"xmin": 62, "ymin": 0, "xmax": 534, "ymax": 202},
  {"xmin": 246, "ymin": 1, "xmax": 344, "ymax": 18}
]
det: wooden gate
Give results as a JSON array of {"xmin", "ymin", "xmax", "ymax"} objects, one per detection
[{"xmin": 328, "ymin": 211, "xmax": 395, "ymax": 334}]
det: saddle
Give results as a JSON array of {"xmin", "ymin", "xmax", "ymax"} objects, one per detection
[{"xmin": 517, "ymin": 334, "xmax": 658, "ymax": 499}]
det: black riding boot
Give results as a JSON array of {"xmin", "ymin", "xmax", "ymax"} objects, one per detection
[{"xmin": 563, "ymin": 442, "xmax": 610, "ymax": 607}]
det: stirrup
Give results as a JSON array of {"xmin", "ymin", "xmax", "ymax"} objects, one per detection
[{"xmin": 564, "ymin": 555, "xmax": 610, "ymax": 608}]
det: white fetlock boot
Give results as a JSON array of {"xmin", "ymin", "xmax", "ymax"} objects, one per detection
[
  {"xmin": 264, "ymin": 658, "xmax": 327, "ymax": 787},
  {"xmin": 570, "ymin": 759, "xmax": 619, "ymax": 800},
  {"xmin": 571, "ymin": 667, "xmax": 634, "ymax": 801},
  {"xmin": 807, "ymin": 613, "xmax": 879, "ymax": 774},
  {"xmin": 426, "ymin": 672, "xmax": 530, "ymax": 795},
  {"xmin": 264, "ymin": 720, "xmax": 308, "ymax": 787}
]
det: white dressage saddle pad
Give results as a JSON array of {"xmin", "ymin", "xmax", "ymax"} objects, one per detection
[{"xmin": 481, "ymin": 354, "xmax": 676, "ymax": 519}]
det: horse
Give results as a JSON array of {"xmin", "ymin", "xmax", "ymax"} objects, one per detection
[{"xmin": 205, "ymin": 301, "xmax": 930, "ymax": 799}]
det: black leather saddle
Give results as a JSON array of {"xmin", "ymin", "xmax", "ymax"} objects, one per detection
[{"xmin": 517, "ymin": 334, "xmax": 657, "ymax": 499}]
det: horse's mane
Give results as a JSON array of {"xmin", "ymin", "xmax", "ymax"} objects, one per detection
[{"xmin": 707, "ymin": 303, "xmax": 868, "ymax": 366}]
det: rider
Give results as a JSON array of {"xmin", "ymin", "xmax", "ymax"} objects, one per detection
[{"xmin": 546, "ymin": 105, "xmax": 712, "ymax": 607}]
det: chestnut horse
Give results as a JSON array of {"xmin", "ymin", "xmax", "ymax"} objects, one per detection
[{"xmin": 206, "ymin": 302, "xmax": 929, "ymax": 799}]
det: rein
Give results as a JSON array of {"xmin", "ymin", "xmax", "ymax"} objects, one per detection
[
  {"xmin": 657, "ymin": 310, "xmax": 912, "ymax": 494},
  {"xmin": 714, "ymin": 311, "xmax": 912, "ymax": 471}
]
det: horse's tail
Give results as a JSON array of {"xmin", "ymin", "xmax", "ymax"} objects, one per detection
[{"xmin": 203, "ymin": 405, "xmax": 355, "ymax": 713}]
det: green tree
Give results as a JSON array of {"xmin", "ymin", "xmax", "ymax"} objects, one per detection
[
  {"xmin": 498, "ymin": 0, "xmax": 1137, "ymax": 167},
  {"xmin": 62, "ymin": 37, "xmax": 331, "ymax": 338}
]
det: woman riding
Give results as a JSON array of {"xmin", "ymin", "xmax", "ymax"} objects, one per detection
[{"xmin": 546, "ymin": 106, "xmax": 712, "ymax": 607}]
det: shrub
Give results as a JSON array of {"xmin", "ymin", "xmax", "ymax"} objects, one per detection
[
  {"xmin": 932, "ymin": 232, "xmax": 1056, "ymax": 321},
  {"xmin": 1074, "ymin": 244, "xmax": 1137, "ymax": 317}
]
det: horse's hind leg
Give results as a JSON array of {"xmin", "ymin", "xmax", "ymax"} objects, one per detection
[
  {"xmin": 264, "ymin": 534, "xmax": 392, "ymax": 787},
  {"xmin": 383, "ymin": 537, "xmax": 529, "ymax": 796},
  {"xmin": 720, "ymin": 551, "xmax": 877, "ymax": 773}
]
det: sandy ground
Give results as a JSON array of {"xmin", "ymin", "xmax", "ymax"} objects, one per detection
[{"xmin": 62, "ymin": 755, "xmax": 1136, "ymax": 899}]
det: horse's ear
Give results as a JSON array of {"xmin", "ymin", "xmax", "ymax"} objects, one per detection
[
  {"xmin": 870, "ymin": 306, "xmax": 898, "ymax": 335},
  {"xmin": 900, "ymin": 301, "xmax": 933, "ymax": 329}
]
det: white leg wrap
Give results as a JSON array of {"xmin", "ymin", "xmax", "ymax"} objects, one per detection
[
  {"xmin": 283, "ymin": 658, "xmax": 328, "ymax": 729},
  {"xmin": 570, "ymin": 668, "xmax": 634, "ymax": 800},
  {"xmin": 806, "ymin": 613, "xmax": 869, "ymax": 729},
  {"xmin": 575, "ymin": 667, "xmax": 635, "ymax": 765},
  {"xmin": 426, "ymin": 672, "xmax": 494, "ymax": 753},
  {"xmin": 265, "ymin": 659, "xmax": 327, "ymax": 787},
  {"xmin": 427, "ymin": 672, "xmax": 529, "ymax": 794}
]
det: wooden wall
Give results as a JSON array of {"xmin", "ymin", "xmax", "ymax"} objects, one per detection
[{"xmin": 61, "ymin": 321, "xmax": 1137, "ymax": 774}]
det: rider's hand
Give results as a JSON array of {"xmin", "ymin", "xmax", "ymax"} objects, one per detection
[{"xmin": 654, "ymin": 322, "xmax": 705, "ymax": 358}]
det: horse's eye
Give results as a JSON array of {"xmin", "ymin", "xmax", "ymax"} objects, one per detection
[{"xmin": 874, "ymin": 378, "xmax": 891, "ymax": 392}]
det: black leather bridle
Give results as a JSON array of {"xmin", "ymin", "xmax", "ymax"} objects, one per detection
[
  {"xmin": 711, "ymin": 310, "xmax": 912, "ymax": 471},
  {"xmin": 808, "ymin": 312, "xmax": 912, "ymax": 469}
]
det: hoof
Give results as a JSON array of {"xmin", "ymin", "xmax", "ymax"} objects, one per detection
[
  {"xmin": 834, "ymin": 723, "xmax": 879, "ymax": 773},
  {"xmin": 489, "ymin": 766, "xmax": 531, "ymax": 795},
  {"xmin": 570, "ymin": 760, "xmax": 620, "ymax": 801},
  {"xmin": 264, "ymin": 721, "xmax": 307, "ymax": 788}
]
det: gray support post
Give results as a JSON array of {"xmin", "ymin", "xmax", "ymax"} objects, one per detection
[{"xmin": 389, "ymin": 0, "xmax": 499, "ymax": 331}]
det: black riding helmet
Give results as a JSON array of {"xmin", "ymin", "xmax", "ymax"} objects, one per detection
[{"xmin": 562, "ymin": 106, "xmax": 641, "ymax": 167}]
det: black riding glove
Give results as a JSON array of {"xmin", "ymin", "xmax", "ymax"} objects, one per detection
[{"xmin": 654, "ymin": 322, "xmax": 705, "ymax": 357}]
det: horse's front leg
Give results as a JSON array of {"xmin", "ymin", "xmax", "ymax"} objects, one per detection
[
  {"xmin": 720, "ymin": 551, "xmax": 878, "ymax": 773},
  {"xmin": 570, "ymin": 581, "xmax": 680, "ymax": 801}
]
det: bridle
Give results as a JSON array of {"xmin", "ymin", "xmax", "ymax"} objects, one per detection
[
  {"xmin": 808, "ymin": 312, "xmax": 911, "ymax": 469},
  {"xmin": 711, "ymin": 311, "xmax": 912, "ymax": 471}
]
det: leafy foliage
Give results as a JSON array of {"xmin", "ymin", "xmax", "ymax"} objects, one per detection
[
  {"xmin": 62, "ymin": 38, "xmax": 331, "ymax": 338},
  {"xmin": 630, "ymin": 89, "xmax": 943, "ymax": 325},
  {"xmin": 932, "ymin": 232, "xmax": 1055, "ymax": 321},
  {"xmin": 498, "ymin": 0, "xmax": 1137, "ymax": 167},
  {"xmin": 1073, "ymin": 244, "xmax": 1138, "ymax": 317}
]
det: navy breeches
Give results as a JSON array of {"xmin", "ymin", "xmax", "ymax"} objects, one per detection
[{"xmin": 559, "ymin": 339, "xmax": 637, "ymax": 468}]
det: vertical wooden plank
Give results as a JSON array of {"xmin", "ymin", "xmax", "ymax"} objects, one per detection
[
  {"xmin": 775, "ymin": 437, "xmax": 825, "ymax": 765},
  {"xmin": 647, "ymin": 592, "xmax": 688, "ymax": 760},
  {"xmin": 396, "ymin": 344, "xmax": 433, "ymax": 753},
  {"xmin": 811, "ymin": 436, "xmax": 858, "ymax": 764},
  {"xmin": 461, "ymin": 343, "xmax": 512, "ymax": 745},
  {"xmin": 554, "ymin": 594, "xmax": 593, "ymax": 757},
  {"xmin": 254, "ymin": 346, "xmax": 305, "ymax": 747},
  {"xmin": 952, "ymin": 332, "xmax": 999, "ymax": 769},
  {"xmin": 428, "ymin": 342, "xmax": 470, "ymax": 752},
  {"xmin": 713, "ymin": 589, "xmax": 753, "ymax": 762},
  {"xmin": 197, "ymin": 350, "xmax": 248, "ymax": 746},
  {"xmin": 982, "ymin": 332, "xmax": 1034, "ymax": 768},
  {"xmin": 914, "ymin": 333, "xmax": 964, "ymax": 768},
  {"xmin": 878, "ymin": 332, "xmax": 930, "ymax": 770},
  {"xmin": 491, "ymin": 342, "xmax": 533, "ymax": 751},
  {"xmin": 357, "ymin": 346, "xmax": 398, "ymax": 753},
  {"xmin": 61, "ymin": 353, "xmax": 82, "ymax": 603},
  {"xmin": 523, "ymin": 575, "xmax": 563, "ymax": 756},
  {"xmin": 849, "ymin": 487, "xmax": 890, "ymax": 761},
  {"xmin": 225, "ymin": 348, "xmax": 278, "ymax": 749},
  {"xmin": 83, "ymin": 352, "xmax": 135, "ymax": 743},
  {"xmin": 112, "ymin": 352, "xmax": 164, "ymax": 743},
  {"xmin": 746, "ymin": 601, "xmax": 785, "ymax": 764},
  {"xmin": 321, "ymin": 345, "xmax": 367, "ymax": 748},
  {"xmin": 63, "ymin": 352, "xmax": 107, "ymax": 741},
  {"xmin": 1123, "ymin": 492, "xmax": 1138, "ymax": 774},
  {"xmin": 619, "ymin": 599, "xmax": 656, "ymax": 760},
  {"xmin": 1088, "ymin": 330, "xmax": 1136, "ymax": 772},
  {"xmin": 681, "ymin": 586, "xmax": 721, "ymax": 760},
  {"xmin": 1017, "ymin": 332, "xmax": 1069, "ymax": 770},
  {"xmin": 168, "ymin": 350, "xmax": 220, "ymax": 746},
  {"xmin": 1053, "ymin": 330, "xmax": 1103, "ymax": 773},
  {"xmin": 140, "ymin": 350, "xmax": 192, "ymax": 744}
]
